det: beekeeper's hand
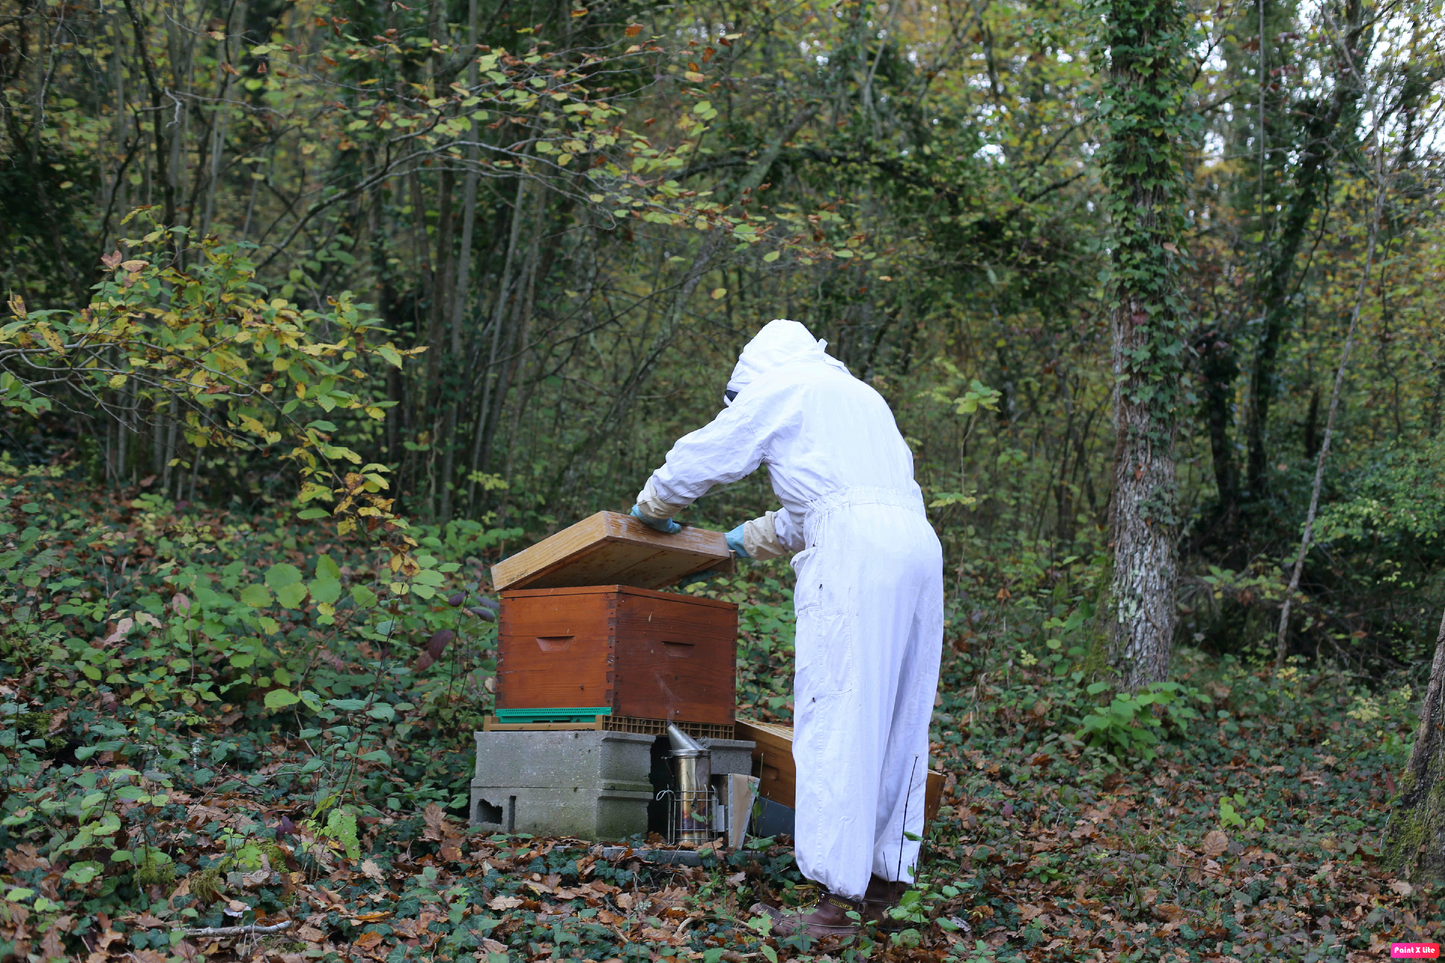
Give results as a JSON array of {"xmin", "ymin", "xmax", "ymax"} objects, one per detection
[
  {"xmin": 726, "ymin": 524, "xmax": 750, "ymax": 558},
  {"xmin": 630, "ymin": 503, "xmax": 682, "ymax": 534}
]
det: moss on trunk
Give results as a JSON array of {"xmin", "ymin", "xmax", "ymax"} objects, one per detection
[{"xmin": 1384, "ymin": 609, "xmax": 1445, "ymax": 879}]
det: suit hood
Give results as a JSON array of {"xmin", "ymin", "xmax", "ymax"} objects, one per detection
[{"xmin": 724, "ymin": 319, "xmax": 851, "ymax": 405}]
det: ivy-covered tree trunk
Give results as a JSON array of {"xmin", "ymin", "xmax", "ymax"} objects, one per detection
[
  {"xmin": 1096, "ymin": 0, "xmax": 1193, "ymax": 688},
  {"xmin": 1384, "ymin": 609, "xmax": 1445, "ymax": 879}
]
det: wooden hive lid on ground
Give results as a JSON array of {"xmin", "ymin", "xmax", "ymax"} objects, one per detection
[
  {"xmin": 490, "ymin": 510, "xmax": 733, "ymax": 592},
  {"xmin": 737, "ymin": 718, "xmax": 945, "ymax": 823}
]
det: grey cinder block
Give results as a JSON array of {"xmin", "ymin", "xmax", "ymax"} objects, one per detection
[
  {"xmin": 473, "ymin": 730, "xmax": 655, "ymax": 788},
  {"xmin": 698, "ymin": 738, "xmax": 755, "ymax": 778},
  {"xmin": 470, "ymin": 730, "xmax": 656, "ymax": 840},
  {"xmin": 469, "ymin": 784, "xmax": 653, "ymax": 840}
]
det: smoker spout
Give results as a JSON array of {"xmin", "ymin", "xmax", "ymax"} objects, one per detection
[{"xmin": 666, "ymin": 722, "xmax": 704, "ymax": 756}]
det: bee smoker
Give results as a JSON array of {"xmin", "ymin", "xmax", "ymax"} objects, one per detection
[{"xmin": 665, "ymin": 723, "xmax": 713, "ymax": 844}]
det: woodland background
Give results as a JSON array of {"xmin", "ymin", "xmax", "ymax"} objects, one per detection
[{"xmin": 2, "ymin": 0, "xmax": 1445, "ymax": 956}]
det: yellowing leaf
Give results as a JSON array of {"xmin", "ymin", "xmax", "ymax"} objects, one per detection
[{"xmin": 39, "ymin": 326, "xmax": 64, "ymax": 355}]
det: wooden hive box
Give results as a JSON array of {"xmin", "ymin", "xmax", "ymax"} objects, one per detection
[
  {"xmin": 736, "ymin": 719, "xmax": 945, "ymax": 824},
  {"xmin": 498, "ymin": 585, "xmax": 738, "ymax": 726},
  {"xmin": 491, "ymin": 511, "xmax": 732, "ymax": 592}
]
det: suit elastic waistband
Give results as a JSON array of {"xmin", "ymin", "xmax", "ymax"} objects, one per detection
[{"xmin": 802, "ymin": 486, "xmax": 925, "ymax": 544}]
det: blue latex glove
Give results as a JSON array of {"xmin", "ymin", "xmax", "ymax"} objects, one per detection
[
  {"xmin": 630, "ymin": 503, "xmax": 681, "ymax": 534},
  {"xmin": 725, "ymin": 524, "xmax": 749, "ymax": 558}
]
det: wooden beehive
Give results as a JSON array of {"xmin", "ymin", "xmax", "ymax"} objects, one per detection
[
  {"xmin": 490, "ymin": 511, "xmax": 732, "ymax": 593},
  {"xmin": 497, "ymin": 585, "xmax": 738, "ymax": 726},
  {"xmin": 736, "ymin": 719, "xmax": 945, "ymax": 824}
]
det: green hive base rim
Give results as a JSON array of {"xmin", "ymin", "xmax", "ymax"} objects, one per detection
[{"xmin": 493, "ymin": 707, "xmax": 614, "ymax": 724}]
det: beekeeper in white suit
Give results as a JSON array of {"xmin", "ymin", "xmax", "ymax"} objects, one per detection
[{"xmin": 631, "ymin": 319, "xmax": 944, "ymax": 938}]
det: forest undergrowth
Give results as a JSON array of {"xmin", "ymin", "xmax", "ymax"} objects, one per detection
[{"xmin": 0, "ymin": 466, "xmax": 1439, "ymax": 963}]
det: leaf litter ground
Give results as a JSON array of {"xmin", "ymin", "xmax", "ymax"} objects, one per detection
[{"xmin": 1, "ymin": 474, "xmax": 1441, "ymax": 962}]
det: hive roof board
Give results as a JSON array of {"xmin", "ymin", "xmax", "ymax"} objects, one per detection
[{"xmin": 490, "ymin": 511, "xmax": 734, "ymax": 592}]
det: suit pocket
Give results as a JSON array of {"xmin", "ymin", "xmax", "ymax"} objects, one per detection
[{"xmin": 794, "ymin": 605, "xmax": 854, "ymax": 698}]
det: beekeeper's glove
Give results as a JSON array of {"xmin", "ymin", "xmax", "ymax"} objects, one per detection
[
  {"xmin": 726, "ymin": 524, "xmax": 749, "ymax": 558},
  {"xmin": 630, "ymin": 503, "xmax": 681, "ymax": 534}
]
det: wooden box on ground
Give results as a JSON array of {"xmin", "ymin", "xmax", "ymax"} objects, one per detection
[
  {"xmin": 491, "ymin": 511, "xmax": 733, "ymax": 592},
  {"xmin": 736, "ymin": 719, "xmax": 945, "ymax": 824},
  {"xmin": 498, "ymin": 585, "xmax": 738, "ymax": 726}
]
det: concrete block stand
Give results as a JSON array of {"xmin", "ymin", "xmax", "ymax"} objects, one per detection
[
  {"xmin": 698, "ymin": 738, "xmax": 756, "ymax": 778},
  {"xmin": 470, "ymin": 730, "xmax": 654, "ymax": 840}
]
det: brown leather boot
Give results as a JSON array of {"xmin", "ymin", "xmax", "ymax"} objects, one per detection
[
  {"xmin": 749, "ymin": 892, "xmax": 862, "ymax": 939},
  {"xmin": 861, "ymin": 874, "xmax": 909, "ymax": 925}
]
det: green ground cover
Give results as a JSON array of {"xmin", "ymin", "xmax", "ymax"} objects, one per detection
[{"xmin": 1, "ymin": 469, "xmax": 1438, "ymax": 962}]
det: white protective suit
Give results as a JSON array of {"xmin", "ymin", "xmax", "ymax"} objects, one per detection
[{"xmin": 637, "ymin": 319, "xmax": 944, "ymax": 900}]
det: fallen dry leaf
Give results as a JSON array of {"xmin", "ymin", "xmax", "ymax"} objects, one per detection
[
  {"xmin": 349, "ymin": 910, "xmax": 391, "ymax": 923},
  {"xmin": 1202, "ymin": 830, "xmax": 1229, "ymax": 858},
  {"xmin": 103, "ymin": 617, "xmax": 133, "ymax": 645},
  {"xmin": 1152, "ymin": 903, "xmax": 1185, "ymax": 923},
  {"xmin": 241, "ymin": 868, "xmax": 277, "ymax": 887},
  {"xmin": 487, "ymin": 895, "xmax": 524, "ymax": 910}
]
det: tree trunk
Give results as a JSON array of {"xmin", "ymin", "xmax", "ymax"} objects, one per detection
[
  {"xmin": 437, "ymin": 0, "xmax": 482, "ymax": 524},
  {"xmin": 1097, "ymin": 0, "xmax": 1192, "ymax": 689},
  {"xmin": 1384, "ymin": 608, "xmax": 1445, "ymax": 879},
  {"xmin": 120, "ymin": 0, "xmax": 176, "ymax": 233},
  {"xmin": 1197, "ymin": 328, "xmax": 1239, "ymax": 523},
  {"xmin": 1242, "ymin": 0, "xmax": 1365, "ymax": 497},
  {"xmin": 1274, "ymin": 104, "xmax": 1386, "ymax": 666}
]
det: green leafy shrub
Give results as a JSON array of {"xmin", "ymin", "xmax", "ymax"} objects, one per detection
[{"xmin": 1074, "ymin": 681, "xmax": 1202, "ymax": 764}]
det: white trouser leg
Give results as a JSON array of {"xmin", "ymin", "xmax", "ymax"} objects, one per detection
[
  {"xmin": 790, "ymin": 506, "xmax": 943, "ymax": 899},
  {"xmin": 792, "ymin": 575, "xmax": 877, "ymax": 900},
  {"xmin": 871, "ymin": 569, "xmax": 944, "ymax": 882}
]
